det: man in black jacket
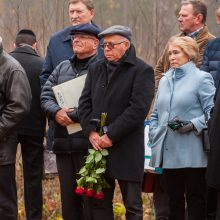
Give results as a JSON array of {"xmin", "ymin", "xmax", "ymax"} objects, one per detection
[
  {"xmin": 41, "ymin": 23, "xmax": 101, "ymax": 220},
  {"xmin": 10, "ymin": 29, "xmax": 46, "ymax": 220},
  {"xmin": 0, "ymin": 36, "xmax": 31, "ymax": 220},
  {"xmin": 78, "ymin": 25, "xmax": 155, "ymax": 220}
]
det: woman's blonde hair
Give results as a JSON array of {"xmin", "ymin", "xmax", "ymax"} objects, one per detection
[{"xmin": 168, "ymin": 36, "xmax": 199, "ymax": 64}]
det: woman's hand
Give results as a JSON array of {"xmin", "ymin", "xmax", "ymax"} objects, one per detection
[{"xmin": 177, "ymin": 120, "xmax": 194, "ymax": 134}]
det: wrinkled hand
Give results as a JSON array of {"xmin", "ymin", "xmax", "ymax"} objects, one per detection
[
  {"xmin": 99, "ymin": 134, "xmax": 112, "ymax": 148},
  {"xmin": 89, "ymin": 131, "xmax": 102, "ymax": 150},
  {"xmin": 177, "ymin": 120, "xmax": 194, "ymax": 134},
  {"xmin": 55, "ymin": 108, "xmax": 74, "ymax": 127}
]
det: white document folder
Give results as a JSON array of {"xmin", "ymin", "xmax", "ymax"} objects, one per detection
[{"xmin": 52, "ymin": 74, "xmax": 87, "ymax": 134}]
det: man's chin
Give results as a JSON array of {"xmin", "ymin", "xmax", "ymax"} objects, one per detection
[
  {"xmin": 71, "ymin": 21, "xmax": 80, "ymax": 26},
  {"xmin": 179, "ymin": 26, "xmax": 184, "ymax": 32}
]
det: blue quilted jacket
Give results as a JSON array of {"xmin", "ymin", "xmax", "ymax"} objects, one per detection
[{"xmin": 201, "ymin": 37, "xmax": 220, "ymax": 87}]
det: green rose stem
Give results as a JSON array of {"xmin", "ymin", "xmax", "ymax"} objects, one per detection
[{"xmin": 75, "ymin": 113, "xmax": 110, "ymax": 199}]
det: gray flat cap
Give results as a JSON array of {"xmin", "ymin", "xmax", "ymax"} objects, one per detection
[{"xmin": 98, "ymin": 25, "xmax": 132, "ymax": 41}]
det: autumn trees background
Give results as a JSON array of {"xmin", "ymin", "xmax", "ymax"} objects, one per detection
[{"xmin": 0, "ymin": 0, "xmax": 219, "ymax": 67}]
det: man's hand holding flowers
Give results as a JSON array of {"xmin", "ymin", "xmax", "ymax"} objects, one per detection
[
  {"xmin": 99, "ymin": 134, "xmax": 112, "ymax": 148},
  {"xmin": 75, "ymin": 113, "xmax": 110, "ymax": 199},
  {"xmin": 89, "ymin": 132, "xmax": 112, "ymax": 150}
]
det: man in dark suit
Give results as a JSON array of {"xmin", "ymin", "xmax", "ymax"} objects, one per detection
[
  {"xmin": 79, "ymin": 25, "xmax": 155, "ymax": 220},
  {"xmin": 10, "ymin": 29, "xmax": 46, "ymax": 220}
]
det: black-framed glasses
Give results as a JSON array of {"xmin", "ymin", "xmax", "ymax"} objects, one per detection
[{"xmin": 100, "ymin": 41, "xmax": 126, "ymax": 50}]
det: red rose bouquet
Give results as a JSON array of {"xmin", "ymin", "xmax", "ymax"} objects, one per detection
[{"xmin": 75, "ymin": 113, "xmax": 110, "ymax": 199}]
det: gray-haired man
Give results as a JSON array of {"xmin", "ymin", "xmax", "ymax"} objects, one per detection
[{"xmin": 79, "ymin": 25, "xmax": 154, "ymax": 220}]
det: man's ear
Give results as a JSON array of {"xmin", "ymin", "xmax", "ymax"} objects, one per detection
[
  {"xmin": 90, "ymin": 9, "xmax": 95, "ymax": 19},
  {"xmin": 195, "ymin": 13, "xmax": 203, "ymax": 25},
  {"xmin": 32, "ymin": 42, "xmax": 37, "ymax": 50},
  {"xmin": 124, "ymin": 40, "xmax": 130, "ymax": 50},
  {"xmin": 93, "ymin": 39, "xmax": 99, "ymax": 49},
  {"xmin": 13, "ymin": 43, "xmax": 16, "ymax": 49}
]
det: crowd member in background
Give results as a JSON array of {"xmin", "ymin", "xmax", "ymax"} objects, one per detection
[
  {"xmin": 41, "ymin": 24, "xmax": 100, "ymax": 220},
  {"xmin": 216, "ymin": 5, "xmax": 220, "ymax": 25},
  {"xmin": 10, "ymin": 29, "xmax": 46, "ymax": 220},
  {"xmin": 79, "ymin": 25, "xmax": 154, "ymax": 220},
  {"xmin": 206, "ymin": 64, "xmax": 220, "ymax": 220},
  {"xmin": 153, "ymin": 1, "xmax": 214, "ymax": 219},
  {"xmin": 40, "ymin": 0, "xmax": 96, "ymax": 86},
  {"xmin": 0, "ymin": 36, "xmax": 31, "ymax": 220},
  {"xmin": 40, "ymin": 0, "xmax": 97, "ymax": 160},
  {"xmin": 200, "ymin": 5, "xmax": 220, "ymax": 220},
  {"xmin": 201, "ymin": 5, "xmax": 220, "ymax": 87},
  {"xmin": 149, "ymin": 36, "xmax": 215, "ymax": 220}
]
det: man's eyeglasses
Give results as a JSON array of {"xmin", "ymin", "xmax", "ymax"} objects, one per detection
[
  {"xmin": 100, "ymin": 41, "xmax": 126, "ymax": 50},
  {"xmin": 71, "ymin": 34, "xmax": 97, "ymax": 41}
]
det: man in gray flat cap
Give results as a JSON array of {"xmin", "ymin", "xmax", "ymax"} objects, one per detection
[{"xmin": 78, "ymin": 25, "xmax": 155, "ymax": 220}]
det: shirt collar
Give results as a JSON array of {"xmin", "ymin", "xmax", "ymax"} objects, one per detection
[{"xmin": 187, "ymin": 26, "xmax": 204, "ymax": 39}]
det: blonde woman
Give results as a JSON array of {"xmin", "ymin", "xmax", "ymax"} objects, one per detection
[{"xmin": 149, "ymin": 36, "xmax": 215, "ymax": 220}]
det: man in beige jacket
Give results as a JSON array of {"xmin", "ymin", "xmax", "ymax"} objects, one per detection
[{"xmin": 154, "ymin": 0, "xmax": 214, "ymax": 93}]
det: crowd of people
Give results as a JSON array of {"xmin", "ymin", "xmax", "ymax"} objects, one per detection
[{"xmin": 0, "ymin": 0, "xmax": 220, "ymax": 219}]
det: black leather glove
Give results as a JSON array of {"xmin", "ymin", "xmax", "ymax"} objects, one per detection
[{"xmin": 176, "ymin": 120, "xmax": 194, "ymax": 134}]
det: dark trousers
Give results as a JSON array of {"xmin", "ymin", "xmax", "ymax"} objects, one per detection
[
  {"xmin": 153, "ymin": 174, "xmax": 169, "ymax": 220},
  {"xmin": 164, "ymin": 168, "xmax": 206, "ymax": 220},
  {"xmin": 18, "ymin": 135, "xmax": 44, "ymax": 220},
  {"xmin": 56, "ymin": 152, "xmax": 90, "ymax": 220},
  {"xmin": 206, "ymin": 186, "xmax": 217, "ymax": 220},
  {"xmin": 216, "ymin": 190, "xmax": 220, "ymax": 220},
  {"xmin": 90, "ymin": 178, "xmax": 143, "ymax": 220},
  {"xmin": 0, "ymin": 164, "xmax": 17, "ymax": 220}
]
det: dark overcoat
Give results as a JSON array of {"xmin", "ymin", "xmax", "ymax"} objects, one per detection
[
  {"xmin": 10, "ymin": 46, "xmax": 46, "ymax": 137},
  {"xmin": 78, "ymin": 45, "xmax": 154, "ymax": 182},
  {"xmin": 207, "ymin": 82, "xmax": 220, "ymax": 190}
]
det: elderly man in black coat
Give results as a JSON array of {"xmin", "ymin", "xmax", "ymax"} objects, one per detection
[
  {"xmin": 10, "ymin": 29, "xmax": 46, "ymax": 220},
  {"xmin": 78, "ymin": 25, "xmax": 155, "ymax": 220}
]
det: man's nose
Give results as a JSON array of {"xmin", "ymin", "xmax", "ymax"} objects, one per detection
[{"xmin": 72, "ymin": 11, "xmax": 79, "ymax": 18}]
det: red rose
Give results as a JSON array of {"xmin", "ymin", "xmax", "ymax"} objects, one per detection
[
  {"xmin": 85, "ymin": 188, "xmax": 95, "ymax": 197},
  {"xmin": 93, "ymin": 191, "xmax": 105, "ymax": 199},
  {"xmin": 75, "ymin": 186, "xmax": 85, "ymax": 195}
]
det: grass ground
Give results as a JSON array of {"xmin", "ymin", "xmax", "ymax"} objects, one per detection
[{"xmin": 16, "ymin": 147, "xmax": 155, "ymax": 220}]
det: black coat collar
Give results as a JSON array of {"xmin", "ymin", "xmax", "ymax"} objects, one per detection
[
  {"xmin": 11, "ymin": 45, "xmax": 40, "ymax": 57},
  {"xmin": 123, "ymin": 44, "xmax": 136, "ymax": 65}
]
